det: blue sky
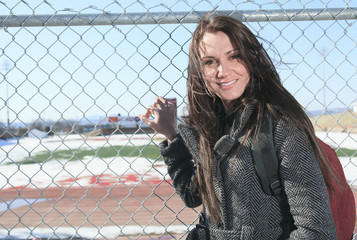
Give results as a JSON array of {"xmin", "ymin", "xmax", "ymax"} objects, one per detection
[{"xmin": 0, "ymin": 0, "xmax": 356, "ymax": 124}]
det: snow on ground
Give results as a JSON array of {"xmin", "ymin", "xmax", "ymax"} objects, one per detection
[
  {"xmin": 0, "ymin": 133, "xmax": 169, "ymax": 190},
  {"xmin": 1, "ymin": 131, "xmax": 356, "ymax": 189}
]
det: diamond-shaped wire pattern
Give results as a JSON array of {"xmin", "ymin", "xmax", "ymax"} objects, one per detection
[{"xmin": 0, "ymin": 0, "xmax": 356, "ymax": 239}]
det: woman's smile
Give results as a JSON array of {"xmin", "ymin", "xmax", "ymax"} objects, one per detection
[{"xmin": 218, "ymin": 79, "xmax": 238, "ymax": 88}]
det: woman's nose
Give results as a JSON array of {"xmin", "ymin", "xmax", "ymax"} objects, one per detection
[{"xmin": 217, "ymin": 61, "xmax": 230, "ymax": 78}]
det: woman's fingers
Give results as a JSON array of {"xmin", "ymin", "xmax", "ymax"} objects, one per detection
[
  {"xmin": 145, "ymin": 109, "xmax": 151, "ymax": 118},
  {"xmin": 139, "ymin": 97, "xmax": 177, "ymax": 137},
  {"xmin": 155, "ymin": 96, "xmax": 166, "ymax": 105}
]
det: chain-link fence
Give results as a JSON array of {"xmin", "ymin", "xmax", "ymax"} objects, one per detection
[{"xmin": 0, "ymin": 0, "xmax": 356, "ymax": 239}]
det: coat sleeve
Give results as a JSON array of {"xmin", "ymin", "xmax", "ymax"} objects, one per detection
[
  {"xmin": 159, "ymin": 134, "xmax": 202, "ymax": 208},
  {"xmin": 274, "ymin": 120, "xmax": 337, "ymax": 239}
]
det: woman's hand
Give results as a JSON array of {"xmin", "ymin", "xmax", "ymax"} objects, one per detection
[{"xmin": 138, "ymin": 97, "xmax": 177, "ymax": 143}]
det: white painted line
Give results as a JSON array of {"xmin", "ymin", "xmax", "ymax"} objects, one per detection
[{"xmin": 0, "ymin": 198, "xmax": 48, "ymax": 212}]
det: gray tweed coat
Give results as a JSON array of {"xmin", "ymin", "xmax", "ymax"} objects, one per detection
[{"xmin": 159, "ymin": 105, "xmax": 337, "ymax": 239}]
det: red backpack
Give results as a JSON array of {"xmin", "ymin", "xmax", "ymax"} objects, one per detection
[
  {"xmin": 319, "ymin": 139, "xmax": 356, "ymax": 240},
  {"xmin": 252, "ymin": 114, "xmax": 356, "ymax": 239}
]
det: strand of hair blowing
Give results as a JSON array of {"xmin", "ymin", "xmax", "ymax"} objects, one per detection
[
  {"xmin": 189, "ymin": 80, "xmax": 222, "ymax": 225},
  {"xmin": 186, "ymin": 43, "xmax": 224, "ymax": 224}
]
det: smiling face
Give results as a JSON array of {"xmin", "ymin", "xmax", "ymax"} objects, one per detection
[{"xmin": 199, "ymin": 31, "xmax": 250, "ymax": 110}]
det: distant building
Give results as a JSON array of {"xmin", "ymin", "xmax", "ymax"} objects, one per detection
[
  {"xmin": 28, "ymin": 129, "xmax": 47, "ymax": 139},
  {"xmin": 0, "ymin": 128, "xmax": 12, "ymax": 139}
]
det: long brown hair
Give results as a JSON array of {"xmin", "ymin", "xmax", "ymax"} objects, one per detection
[{"xmin": 185, "ymin": 13, "xmax": 334, "ymax": 225}]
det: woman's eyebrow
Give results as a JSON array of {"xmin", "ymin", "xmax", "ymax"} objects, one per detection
[
  {"xmin": 226, "ymin": 49, "xmax": 239, "ymax": 55},
  {"xmin": 200, "ymin": 49, "xmax": 239, "ymax": 59},
  {"xmin": 201, "ymin": 56, "xmax": 215, "ymax": 59}
]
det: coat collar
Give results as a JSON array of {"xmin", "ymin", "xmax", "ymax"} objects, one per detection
[{"xmin": 178, "ymin": 104, "xmax": 255, "ymax": 160}]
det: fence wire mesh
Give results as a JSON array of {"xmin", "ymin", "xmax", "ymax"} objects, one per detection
[{"xmin": 0, "ymin": 0, "xmax": 356, "ymax": 239}]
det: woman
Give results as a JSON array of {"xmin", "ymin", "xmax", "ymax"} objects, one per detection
[{"xmin": 139, "ymin": 13, "xmax": 337, "ymax": 239}]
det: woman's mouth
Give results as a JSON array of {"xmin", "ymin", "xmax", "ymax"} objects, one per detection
[{"xmin": 219, "ymin": 79, "xmax": 237, "ymax": 87}]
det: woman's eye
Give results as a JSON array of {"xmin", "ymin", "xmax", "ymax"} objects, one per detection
[
  {"xmin": 204, "ymin": 59, "xmax": 215, "ymax": 65},
  {"xmin": 231, "ymin": 54, "xmax": 240, "ymax": 60}
]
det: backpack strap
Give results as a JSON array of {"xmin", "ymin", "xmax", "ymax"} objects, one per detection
[{"xmin": 251, "ymin": 112, "xmax": 282, "ymax": 197}]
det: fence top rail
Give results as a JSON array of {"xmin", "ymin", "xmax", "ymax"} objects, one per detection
[{"xmin": 0, "ymin": 8, "xmax": 356, "ymax": 28}]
